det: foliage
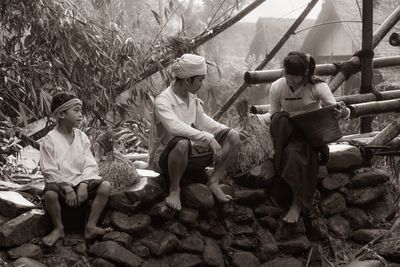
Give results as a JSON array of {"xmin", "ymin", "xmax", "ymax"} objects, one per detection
[{"xmin": 0, "ymin": 121, "xmax": 22, "ymax": 163}]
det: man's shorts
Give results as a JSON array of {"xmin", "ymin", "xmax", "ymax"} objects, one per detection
[
  {"xmin": 42, "ymin": 179, "xmax": 104, "ymax": 203},
  {"xmin": 158, "ymin": 128, "xmax": 231, "ymax": 185}
]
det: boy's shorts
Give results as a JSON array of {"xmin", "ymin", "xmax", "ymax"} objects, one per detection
[
  {"xmin": 158, "ymin": 128, "xmax": 231, "ymax": 185},
  {"xmin": 42, "ymin": 179, "xmax": 104, "ymax": 203}
]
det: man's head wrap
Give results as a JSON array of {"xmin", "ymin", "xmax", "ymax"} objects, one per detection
[
  {"xmin": 51, "ymin": 93, "xmax": 82, "ymax": 118},
  {"xmin": 170, "ymin": 54, "xmax": 207, "ymax": 79}
]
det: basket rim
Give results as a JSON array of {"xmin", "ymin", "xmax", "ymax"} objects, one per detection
[{"xmin": 290, "ymin": 104, "xmax": 339, "ymax": 120}]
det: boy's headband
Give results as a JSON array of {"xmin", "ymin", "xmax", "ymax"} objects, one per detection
[{"xmin": 52, "ymin": 98, "xmax": 82, "ymax": 117}]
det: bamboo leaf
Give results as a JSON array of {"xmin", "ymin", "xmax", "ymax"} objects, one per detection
[{"xmin": 151, "ymin": 10, "xmax": 161, "ymax": 25}]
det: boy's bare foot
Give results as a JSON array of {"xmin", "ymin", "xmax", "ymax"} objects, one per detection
[
  {"xmin": 283, "ymin": 204, "xmax": 301, "ymax": 223},
  {"xmin": 166, "ymin": 190, "xmax": 181, "ymax": 210},
  {"xmin": 43, "ymin": 227, "xmax": 64, "ymax": 246},
  {"xmin": 209, "ymin": 183, "xmax": 232, "ymax": 203},
  {"xmin": 85, "ymin": 225, "xmax": 107, "ymax": 240}
]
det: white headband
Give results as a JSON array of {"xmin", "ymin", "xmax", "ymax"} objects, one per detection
[{"xmin": 52, "ymin": 98, "xmax": 82, "ymax": 118}]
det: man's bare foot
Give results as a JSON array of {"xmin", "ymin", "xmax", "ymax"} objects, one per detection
[
  {"xmin": 283, "ymin": 204, "xmax": 301, "ymax": 223},
  {"xmin": 209, "ymin": 183, "xmax": 232, "ymax": 203},
  {"xmin": 43, "ymin": 227, "xmax": 64, "ymax": 246},
  {"xmin": 85, "ymin": 225, "xmax": 107, "ymax": 240},
  {"xmin": 166, "ymin": 190, "xmax": 181, "ymax": 210}
]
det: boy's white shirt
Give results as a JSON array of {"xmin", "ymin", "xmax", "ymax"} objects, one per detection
[{"xmin": 40, "ymin": 128, "xmax": 101, "ymax": 189}]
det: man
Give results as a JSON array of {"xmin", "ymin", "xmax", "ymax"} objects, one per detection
[{"xmin": 148, "ymin": 53, "xmax": 242, "ymax": 210}]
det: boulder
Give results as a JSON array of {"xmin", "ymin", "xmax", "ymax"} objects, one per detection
[
  {"xmin": 148, "ymin": 201, "xmax": 176, "ymax": 220},
  {"xmin": 253, "ymin": 205, "xmax": 285, "ymax": 218},
  {"xmin": 13, "ymin": 257, "xmax": 46, "ymax": 267},
  {"xmin": 108, "ymin": 177, "xmax": 164, "ymax": 213},
  {"xmin": 232, "ymin": 251, "xmax": 260, "ymax": 267},
  {"xmin": 255, "ymin": 227, "xmax": 279, "ymax": 261},
  {"xmin": 279, "ymin": 235, "xmax": 311, "ymax": 254},
  {"xmin": 320, "ymin": 192, "xmax": 347, "ymax": 216},
  {"xmin": 182, "ymin": 183, "xmax": 215, "ymax": 210},
  {"xmin": 352, "ymin": 229, "xmax": 390, "ymax": 243},
  {"xmin": 233, "ymin": 207, "xmax": 255, "ymax": 224},
  {"xmin": 372, "ymin": 236, "xmax": 400, "ymax": 262},
  {"xmin": 318, "ymin": 166, "xmax": 329, "ymax": 179},
  {"xmin": 345, "ymin": 185, "xmax": 386, "ymax": 206},
  {"xmin": 321, "ymin": 173, "xmax": 349, "ymax": 191},
  {"xmin": 0, "ymin": 209, "xmax": 50, "ymax": 247},
  {"xmin": 165, "ymin": 221, "xmax": 188, "ymax": 239},
  {"xmin": 103, "ymin": 231, "xmax": 133, "ymax": 248},
  {"xmin": 169, "ymin": 253, "xmax": 203, "ymax": 267},
  {"xmin": 89, "ymin": 240, "xmax": 143, "ymax": 267},
  {"xmin": 140, "ymin": 230, "xmax": 179, "ymax": 257},
  {"xmin": 258, "ymin": 216, "xmax": 277, "ymax": 233},
  {"xmin": 232, "ymin": 235, "xmax": 259, "ymax": 250},
  {"xmin": 328, "ymin": 215, "xmax": 351, "ymax": 239},
  {"xmin": 110, "ymin": 212, "xmax": 151, "ymax": 234},
  {"xmin": 178, "ymin": 208, "xmax": 199, "ymax": 225},
  {"xmin": 0, "ymin": 191, "xmax": 35, "ymax": 218},
  {"xmin": 342, "ymin": 208, "xmax": 371, "ymax": 230},
  {"xmin": 129, "ymin": 243, "xmax": 150, "ymax": 258},
  {"xmin": 233, "ymin": 161, "xmax": 275, "ymax": 189},
  {"xmin": 179, "ymin": 235, "xmax": 204, "ymax": 254},
  {"xmin": 92, "ymin": 258, "xmax": 116, "ymax": 267},
  {"xmin": 349, "ymin": 167, "xmax": 390, "ymax": 188},
  {"xmin": 7, "ymin": 243, "xmax": 42, "ymax": 260},
  {"xmin": 327, "ymin": 144, "xmax": 362, "ymax": 171},
  {"xmin": 261, "ymin": 257, "xmax": 303, "ymax": 267},
  {"xmin": 203, "ymin": 238, "xmax": 224, "ymax": 266},
  {"xmin": 234, "ymin": 189, "xmax": 266, "ymax": 206},
  {"xmin": 346, "ymin": 260, "xmax": 384, "ymax": 267}
]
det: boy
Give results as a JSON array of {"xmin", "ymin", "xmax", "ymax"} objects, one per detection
[
  {"xmin": 148, "ymin": 53, "xmax": 242, "ymax": 210},
  {"xmin": 40, "ymin": 92, "xmax": 111, "ymax": 246}
]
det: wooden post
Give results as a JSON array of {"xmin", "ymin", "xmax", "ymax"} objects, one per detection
[
  {"xmin": 213, "ymin": 0, "xmax": 320, "ymax": 120},
  {"xmin": 360, "ymin": 0, "xmax": 374, "ymax": 133}
]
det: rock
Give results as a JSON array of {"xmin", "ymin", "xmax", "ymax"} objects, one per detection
[
  {"xmin": 372, "ymin": 236, "xmax": 400, "ymax": 262},
  {"xmin": 140, "ymin": 230, "xmax": 179, "ymax": 257},
  {"xmin": 92, "ymin": 258, "xmax": 116, "ymax": 267},
  {"xmin": 182, "ymin": 183, "xmax": 214, "ymax": 210},
  {"xmin": 321, "ymin": 173, "xmax": 349, "ymax": 191},
  {"xmin": 141, "ymin": 259, "xmax": 164, "ymax": 267},
  {"xmin": 320, "ymin": 192, "xmax": 347, "ymax": 216},
  {"xmin": 129, "ymin": 243, "xmax": 150, "ymax": 258},
  {"xmin": 169, "ymin": 253, "xmax": 202, "ymax": 267},
  {"xmin": 328, "ymin": 215, "xmax": 351, "ymax": 239},
  {"xmin": 165, "ymin": 221, "xmax": 188, "ymax": 239},
  {"xmin": 352, "ymin": 229, "xmax": 389, "ymax": 243},
  {"xmin": 203, "ymin": 238, "xmax": 224, "ymax": 266},
  {"xmin": 232, "ymin": 235, "xmax": 259, "ymax": 250},
  {"xmin": 232, "ymin": 251, "xmax": 260, "ymax": 267},
  {"xmin": 253, "ymin": 205, "xmax": 285, "ymax": 218},
  {"xmin": 274, "ymin": 218, "xmax": 307, "ymax": 240},
  {"xmin": 364, "ymin": 190, "xmax": 396, "ymax": 223},
  {"xmin": 148, "ymin": 201, "xmax": 176, "ymax": 220},
  {"xmin": 178, "ymin": 208, "xmax": 199, "ymax": 224},
  {"xmin": 108, "ymin": 177, "xmax": 164, "ymax": 213},
  {"xmin": 349, "ymin": 167, "xmax": 390, "ymax": 188},
  {"xmin": 346, "ymin": 260, "xmax": 384, "ymax": 267},
  {"xmin": 233, "ymin": 161, "xmax": 275, "ymax": 189},
  {"xmin": 103, "ymin": 231, "xmax": 133, "ymax": 248},
  {"xmin": 259, "ymin": 216, "xmax": 277, "ymax": 233},
  {"xmin": 318, "ymin": 166, "xmax": 329, "ymax": 179},
  {"xmin": 345, "ymin": 185, "xmax": 385, "ymax": 206},
  {"xmin": 327, "ymin": 144, "xmax": 362, "ymax": 171},
  {"xmin": 179, "ymin": 235, "xmax": 204, "ymax": 254},
  {"xmin": 233, "ymin": 207, "xmax": 255, "ymax": 224},
  {"xmin": 279, "ymin": 235, "xmax": 311, "ymax": 254},
  {"xmin": 73, "ymin": 242, "xmax": 87, "ymax": 256},
  {"xmin": 7, "ymin": 243, "xmax": 42, "ymax": 260},
  {"xmin": 255, "ymin": 227, "xmax": 279, "ymax": 261},
  {"xmin": 261, "ymin": 257, "xmax": 303, "ymax": 267},
  {"xmin": 0, "ymin": 209, "xmax": 50, "ymax": 247},
  {"xmin": 342, "ymin": 208, "xmax": 371, "ymax": 229},
  {"xmin": 13, "ymin": 257, "xmax": 46, "ymax": 267},
  {"xmin": 0, "ymin": 191, "xmax": 35, "ymax": 218},
  {"xmin": 234, "ymin": 189, "xmax": 266, "ymax": 206},
  {"xmin": 110, "ymin": 212, "xmax": 151, "ymax": 234},
  {"xmin": 89, "ymin": 240, "xmax": 143, "ymax": 267},
  {"xmin": 232, "ymin": 225, "xmax": 254, "ymax": 235},
  {"xmin": 208, "ymin": 223, "xmax": 228, "ymax": 239}
]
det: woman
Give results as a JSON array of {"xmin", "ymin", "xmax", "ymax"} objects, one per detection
[{"xmin": 266, "ymin": 51, "xmax": 349, "ymax": 225}]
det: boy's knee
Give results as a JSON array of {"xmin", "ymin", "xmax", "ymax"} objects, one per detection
[
  {"xmin": 173, "ymin": 139, "xmax": 190, "ymax": 155},
  {"xmin": 97, "ymin": 181, "xmax": 111, "ymax": 196},
  {"xmin": 44, "ymin": 190, "xmax": 59, "ymax": 202}
]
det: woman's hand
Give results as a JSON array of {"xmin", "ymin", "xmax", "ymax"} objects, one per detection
[{"xmin": 334, "ymin": 101, "xmax": 350, "ymax": 119}]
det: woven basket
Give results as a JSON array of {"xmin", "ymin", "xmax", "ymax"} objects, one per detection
[{"xmin": 291, "ymin": 104, "xmax": 343, "ymax": 147}]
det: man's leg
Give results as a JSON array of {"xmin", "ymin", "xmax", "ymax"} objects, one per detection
[
  {"xmin": 165, "ymin": 139, "xmax": 190, "ymax": 210},
  {"xmin": 208, "ymin": 129, "xmax": 240, "ymax": 202},
  {"xmin": 43, "ymin": 190, "xmax": 65, "ymax": 246},
  {"xmin": 85, "ymin": 181, "xmax": 111, "ymax": 240}
]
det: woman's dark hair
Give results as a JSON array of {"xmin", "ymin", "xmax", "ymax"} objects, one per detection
[
  {"xmin": 283, "ymin": 51, "xmax": 323, "ymax": 84},
  {"xmin": 51, "ymin": 92, "xmax": 78, "ymax": 113}
]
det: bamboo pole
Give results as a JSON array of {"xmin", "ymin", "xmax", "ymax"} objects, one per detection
[
  {"xmin": 244, "ymin": 56, "xmax": 400, "ymax": 84},
  {"xmin": 329, "ymin": 5, "xmax": 400, "ymax": 93},
  {"xmin": 389, "ymin": 32, "xmax": 400, "ymax": 46},
  {"xmin": 250, "ymin": 89, "xmax": 400, "ymax": 114},
  {"xmin": 367, "ymin": 118, "xmax": 400, "ymax": 146},
  {"xmin": 213, "ymin": 0, "xmax": 320, "ymax": 120},
  {"xmin": 349, "ymin": 99, "xmax": 400, "ymax": 119}
]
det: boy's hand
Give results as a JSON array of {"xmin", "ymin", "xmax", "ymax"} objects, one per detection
[
  {"xmin": 209, "ymin": 138, "xmax": 222, "ymax": 163},
  {"xmin": 65, "ymin": 190, "xmax": 78, "ymax": 207},
  {"xmin": 77, "ymin": 183, "xmax": 88, "ymax": 204}
]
